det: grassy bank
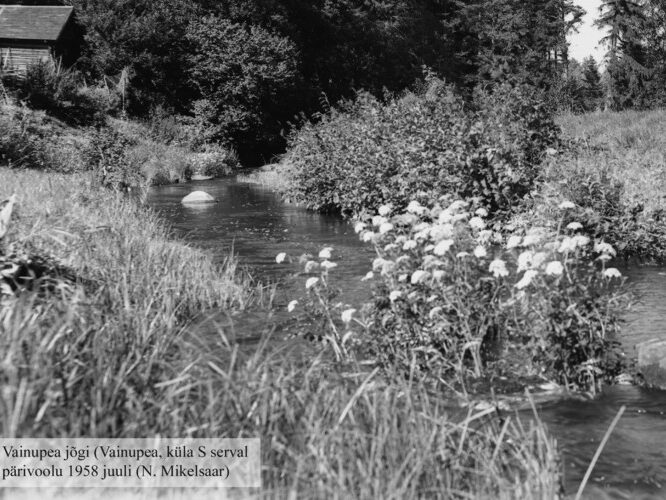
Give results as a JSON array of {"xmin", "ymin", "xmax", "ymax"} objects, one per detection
[
  {"xmin": 0, "ymin": 105, "xmax": 239, "ymax": 188},
  {"xmin": 516, "ymin": 109, "xmax": 666, "ymax": 263},
  {"xmin": 0, "ymin": 167, "xmax": 564, "ymax": 496}
]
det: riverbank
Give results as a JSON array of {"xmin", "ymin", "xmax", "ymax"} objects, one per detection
[
  {"xmin": 0, "ymin": 104, "xmax": 239, "ymax": 188},
  {"xmin": 0, "ymin": 167, "xmax": 566, "ymax": 497}
]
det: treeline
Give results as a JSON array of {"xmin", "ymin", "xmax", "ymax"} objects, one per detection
[{"xmin": 3, "ymin": 0, "xmax": 584, "ymax": 162}]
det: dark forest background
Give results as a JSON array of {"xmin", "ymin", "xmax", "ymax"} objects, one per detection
[{"xmin": 2, "ymin": 0, "xmax": 662, "ymax": 163}]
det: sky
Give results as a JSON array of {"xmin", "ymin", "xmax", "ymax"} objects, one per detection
[{"xmin": 568, "ymin": 0, "xmax": 607, "ymax": 63}]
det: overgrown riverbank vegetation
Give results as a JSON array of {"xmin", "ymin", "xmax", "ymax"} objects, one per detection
[{"xmin": 4, "ymin": 0, "xmax": 666, "ymax": 496}]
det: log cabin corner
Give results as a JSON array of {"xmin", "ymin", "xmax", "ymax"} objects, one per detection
[{"xmin": 0, "ymin": 5, "xmax": 80, "ymax": 76}]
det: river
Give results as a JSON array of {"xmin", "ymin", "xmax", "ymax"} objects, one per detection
[{"xmin": 148, "ymin": 177, "xmax": 666, "ymax": 499}]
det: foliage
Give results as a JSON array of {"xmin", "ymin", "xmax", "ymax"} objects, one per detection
[
  {"xmin": 286, "ymin": 79, "xmax": 559, "ymax": 219},
  {"xmin": 550, "ymin": 109, "xmax": 666, "ymax": 262},
  {"xmin": 82, "ymin": 128, "xmax": 144, "ymax": 190},
  {"xmin": 186, "ymin": 15, "xmax": 301, "ymax": 161},
  {"xmin": 13, "ymin": 62, "xmax": 109, "ymax": 125},
  {"xmin": 70, "ymin": 0, "xmax": 198, "ymax": 114}
]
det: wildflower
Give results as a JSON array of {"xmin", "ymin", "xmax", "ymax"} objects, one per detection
[
  {"xmin": 453, "ymin": 213, "xmax": 468, "ymax": 223},
  {"xmin": 402, "ymin": 240, "xmax": 417, "ymax": 251},
  {"xmin": 545, "ymin": 261, "xmax": 564, "ymax": 276},
  {"xmin": 438, "ymin": 210, "xmax": 453, "ymax": 224},
  {"xmin": 275, "ymin": 252, "xmax": 287, "ymax": 264},
  {"xmin": 372, "ymin": 258, "xmax": 385, "ymax": 271},
  {"xmin": 354, "ymin": 222, "xmax": 366, "ymax": 234},
  {"xmin": 305, "ymin": 277, "xmax": 319, "ymax": 289},
  {"xmin": 515, "ymin": 270, "xmax": 538, "ymax": 290},
  {"xmin": 411, "ymin": 270, "xmax": 429, "ymax": 284},
  {"xmin": 379, "ymin": 222, "xmax": 394, "ymax": 234},
  {"xmin": 372, "ymin": 215, "xmax": 387, "ymax": 227},
  {"xmin": 504, "ymin": 235, "xmax": 521, "ymax": 250},
  {"xmin": 384, "ymin": 243, "xmax": 398, "ymax": 252},
  {"xmin": 456, "ymin": 251, "xmax": 470, "ymax": 259},
  {"xmin": 430, "ymin": 223, "xmax": 454, "ymax": 241},
  {"xmin": 434, "ymin": 239, "xmax": 454, "ymax": 256},
  {"xmin": 341, "ymin": 308, "xmax": 357, "ymax": 323},
  {"xmin": 469, "ymin": 216, "xmax": 485, "ymax": 230},
  {"xmin": 473, "ymin": 246, "xmax": 487, "ymax": 259},
  {"xmin": 287, "ymin": 300, "xmax": 298, "ymax": 312},
  {"xmin": 361, "ymin": 271, "xmax": 374, "ymax": 281},
  {"xmin": 378, "ymin": 204, "xmax": 392, "ymax": 216},
  {"xmin": 604, "ymin": 268, "xmax": 622, "ymax": 279},
  {"xmin": 396, "ymin": 256, "xmax": 410, "ymax": 264},
  {"xmin": 489, "ymin": 259, "xmax": 509, "ymax": 278},
  {"xmin": 398, "ymin": 274, "xmax": 408, "ymax": 282},
  {"xmin": 477, "ymin": 230, "xmax": 493, "ymax": 244},
  {"xmin": 319, "ymin": 247, "xmax": 333, "ymax": 259},
  {"xmin": 381, "ymin": 261, "xmax": 395, "ymax": 275},
  {"xmin": 475, "ymin": 207, "xmax": 489, "ymax": 217},
  {"xmin": 433, "ymin": 270, "xmax": 445, "ymax": 280},
  {"xmin": 532, "ymin": 252, "xmax": 548, "ymax": 268},
  {"xmin": 361, "ymin": 231, "xmax": 375, "ymax": 243},
  {"xmin": 305, "ymin": 260, "xmax": 319, "ymax": 273},
  {"xmin": 517, "ymin": 251, "xmax": 533, "ymax": 271},
  {"xmin": 559, "ymin": 200, "xmax": 575, "ymax": 210},
  {"xmin": 522, "ymin": 234, "xmax": 541, "ymax": 247},
  {"xmin": 424, "ymin": 244, "xmax": 435, "ymax": 253},
  {"xmin": 572, "ymin": 235, "xmax": 590, "ymax": 248},
  {"xmin": 594, "ymin": 241, "xmax": 617, "ymax": 257},
  {"xmin": 558, "ymin": 237, "xmax": 577, "ymax": 253},
  {"xmin": 321, "ymin": 260, "xmax": 338, "ymax": 270},
  {"xmin": 567, "ymin": 222, "xmax": 583, "ymax": 231},
  {"xmin": 407, "ymin": 200, "xmax": 424, "ymax": 214},
  {"xmin": 389, "ymin": 290, "xmax": 403, "ymax": 302}
]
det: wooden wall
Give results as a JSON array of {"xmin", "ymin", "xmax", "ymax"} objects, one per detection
[{"xmin": 0, "ymin": 43, "xmax": 52, "ymax": 74}]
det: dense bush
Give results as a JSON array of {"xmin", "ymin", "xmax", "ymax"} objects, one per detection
[
  {"xmin": 12, "ymin": 62, "xmax": 111, "ymax": 125},
  {"xmin": 82, "ymin": 128, "xmax": 144, "ymax": 190},
  {"xmin": 0, "ymin": 107, "xmax": 50, "ymax": 169},
  {"xmin": 294, "ymin": 198, "xmax": 628, "ymax": 393},
  {"xmin": 286, "ymin": 80, "xmax": 559, "ymax": 219}
]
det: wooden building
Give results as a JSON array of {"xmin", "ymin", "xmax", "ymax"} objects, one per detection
[{"xmin": 0, "ymin": 5, "xmax": 76, "ymax": 75}]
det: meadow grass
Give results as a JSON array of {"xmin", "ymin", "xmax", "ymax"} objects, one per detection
[
  {"xmin": 0, "ymin": 167, "xmax": 563, "ymax": 497},
  {"xmin": 557, "ymin": 109, "xmax": 666, "ymax": 215}
]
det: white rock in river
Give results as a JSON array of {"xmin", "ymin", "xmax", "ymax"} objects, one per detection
[{"xmin": 181, "ymin": 191, "xmax": 216, "ymax": 204}]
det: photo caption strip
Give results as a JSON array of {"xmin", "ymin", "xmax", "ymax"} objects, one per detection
[{"xmin": 0, "ymin": 438, "xmax": 260, "ymax": 488}]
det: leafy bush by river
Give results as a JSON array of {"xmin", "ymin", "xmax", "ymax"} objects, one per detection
[{"xmin": 286, "ymin": 79, "xmax": 559, "ymax": 218}]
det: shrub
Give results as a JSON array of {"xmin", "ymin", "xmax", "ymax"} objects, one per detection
[
  {"xmin": 187, "ymin": 145, "xmax": 239, "ymax": 177},
  {"xmin": 83, "ymin": 128, "xmax": 144, "ymax": 190},
  {"xmin": 286, "ymin": 78, "xmax": 559, "ymax": 219},
  {"xmin": 292, "ymin": 198, "xmax": 629, "ymax": 394}
]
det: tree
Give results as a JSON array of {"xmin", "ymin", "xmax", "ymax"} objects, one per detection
[
  {"xmin": 581, "ymin": 56, "xmax": 603, "ymax": 110},
  {"xmin": 70, "ymin": 0, "xmax": 199, "ymax": 113},
  {"xmin": 596, "ymin": 0, "xmax": 649, "ymax": 109},
  {"xmin": 186, "ymin": 16, "xmax": 301, "ymax": 163}
]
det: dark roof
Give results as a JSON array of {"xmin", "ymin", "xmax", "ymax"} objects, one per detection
[{"xmin": 0, "ymin": 5, "xmax": 73, "ymax": 41}]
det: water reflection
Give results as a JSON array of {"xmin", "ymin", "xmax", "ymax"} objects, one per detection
[{"xmin": 148, "ymin": 178, "xmax": 666, "ymax": 498}]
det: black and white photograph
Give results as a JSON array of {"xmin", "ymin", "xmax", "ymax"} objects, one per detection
[{"xmin": 1, "ymin": 0, "xmax": 665, "ymax": 498}]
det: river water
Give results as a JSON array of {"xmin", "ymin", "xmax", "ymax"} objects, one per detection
[{"xmin": 148, "ymin": 178, "xmax": 666, "ymax": 499}]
